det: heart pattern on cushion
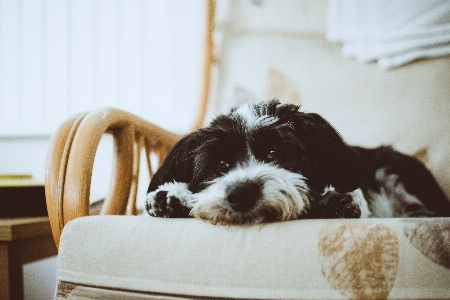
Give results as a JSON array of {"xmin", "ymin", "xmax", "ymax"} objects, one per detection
[
  {"xmin": 266, "ymin": 69, "xmax": 301, "ymax": 105},
  {"xmin": 319, "ymin": 222, "xmax": 399, "ymax": 300},
  {"xmin": 403, "ymin": 219, "xmax": 450, "ymax": 270}
]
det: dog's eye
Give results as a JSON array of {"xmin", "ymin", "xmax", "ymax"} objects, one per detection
[
  {"xmin": 267, "ymin": 148, "xmax": 277, "ymax": 160},
  {"xmin": 218, "ymin": 160, "xmax": 230, "ymax": 170}
]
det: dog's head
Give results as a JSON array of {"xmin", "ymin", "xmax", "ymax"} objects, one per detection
[{"xmin": 149, "ymin": 100, "xmax": 363, "ymax": 224}]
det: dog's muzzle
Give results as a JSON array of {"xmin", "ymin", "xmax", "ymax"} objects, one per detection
[{"xmin": 190, "ymin": 162, "xmax": 311, "ymax": 225}]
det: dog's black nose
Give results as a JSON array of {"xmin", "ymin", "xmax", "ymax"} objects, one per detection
[{"xmin": 226, "ymin": 182, "xmax": 261, "ymax": 212}]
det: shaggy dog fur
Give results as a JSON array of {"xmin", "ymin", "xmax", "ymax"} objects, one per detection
[{"xmin": 146, "ymin": 100, "xmax": 450, "ymax": 225}]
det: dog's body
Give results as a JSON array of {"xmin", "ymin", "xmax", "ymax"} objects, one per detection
[
  {"xmin": 354, "ymin": 146, "xmax": 450, "ymax": 218},
  {"xmin": 146, "ymin": 100, "xmax": 450, "ymax": 224}
]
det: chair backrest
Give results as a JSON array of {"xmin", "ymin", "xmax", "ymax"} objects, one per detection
[{"xmin": 204, "ymin": 0, "xmax": 450, "ymax": 199}]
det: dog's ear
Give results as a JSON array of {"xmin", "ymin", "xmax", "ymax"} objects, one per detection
[
  {"xmin": 280, "ymin": 106, "xmax": 364, "ymax": 193},
  {"xmin": 147, "ymin": 133, "xmax": 198, "ymax": 193}
]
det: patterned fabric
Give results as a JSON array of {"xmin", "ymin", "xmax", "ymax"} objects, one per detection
[
  {"xmin": 56, "ymin": 282, "xmax": 189, "ymax": 299},
  {"xmin": 319, "ymin": 223, "xmax": 399, "ymax": 300},
  {"xmin": 55, "ymin": 216, "xmax": 450, "ymax": 299},
  {"xmin": 228, "ymin": 68, "xmax": 301, "ymax": 113}
]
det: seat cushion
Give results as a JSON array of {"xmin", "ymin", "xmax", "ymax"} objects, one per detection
[{"xmin": 56, "ymin": 216, "xmax": 450, "ymax": 299}]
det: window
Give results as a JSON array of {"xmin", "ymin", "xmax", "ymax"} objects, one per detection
[{"xmin": 0, "ymin": 0, "xmax": 204, "ymax": 137}]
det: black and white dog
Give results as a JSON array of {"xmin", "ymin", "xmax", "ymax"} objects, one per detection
[{"xmin": 146, "ymin": 100, "xmax": 450, "ymax": 224}]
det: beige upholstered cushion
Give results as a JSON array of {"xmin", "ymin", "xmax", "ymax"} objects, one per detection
[{"xmin": 56, "ymin": 216, "xmax": 450, "ymax": 299}]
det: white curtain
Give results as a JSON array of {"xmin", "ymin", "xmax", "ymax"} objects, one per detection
[{"xmin": 0, "ymin": 0, "xmax": 204, "ymax": 136}]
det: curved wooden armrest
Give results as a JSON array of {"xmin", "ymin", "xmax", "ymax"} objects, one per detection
[{"xmin": 45, "ymin": 108, "xmax": 181, "ymax": 247}]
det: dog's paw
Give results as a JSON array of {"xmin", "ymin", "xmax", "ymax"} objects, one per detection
[
  {"xmin": 333, "ymin": 194, "xmax": 362, "ymax": 219},
  {"xmin": 145, "ymin": 182, "xmax": 193, "ymax": 218},
  {"xmin": 314, "ymin": 191, "xmax": 362, "ymax": 219}
]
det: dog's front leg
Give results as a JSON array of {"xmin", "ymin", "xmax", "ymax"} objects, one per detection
[{"xmin": 145, "ymin": 182, "xmax": 194, "ymax": 218}]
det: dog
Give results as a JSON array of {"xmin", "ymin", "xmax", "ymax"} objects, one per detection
[{"xmin": 145, "ymin": 100, "xmax": 450, "ymax": 225}]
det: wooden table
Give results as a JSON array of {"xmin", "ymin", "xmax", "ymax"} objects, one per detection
[{"xmin": 0, "ymin": 217, "xmax": 58, "ymax": 300}]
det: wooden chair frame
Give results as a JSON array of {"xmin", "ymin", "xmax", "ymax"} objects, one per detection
[
  {"xmin": 45, "ymin": 0, "xmax": 215, "ymax": 247},
  {"xmin": 45, "ymin": 109, "xmax": 181, "ymax": 246}
]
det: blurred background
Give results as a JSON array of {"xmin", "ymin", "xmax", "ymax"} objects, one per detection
[{"xmin": 0, "ymin": 0, "xmax": 204, "ymax": 299}]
